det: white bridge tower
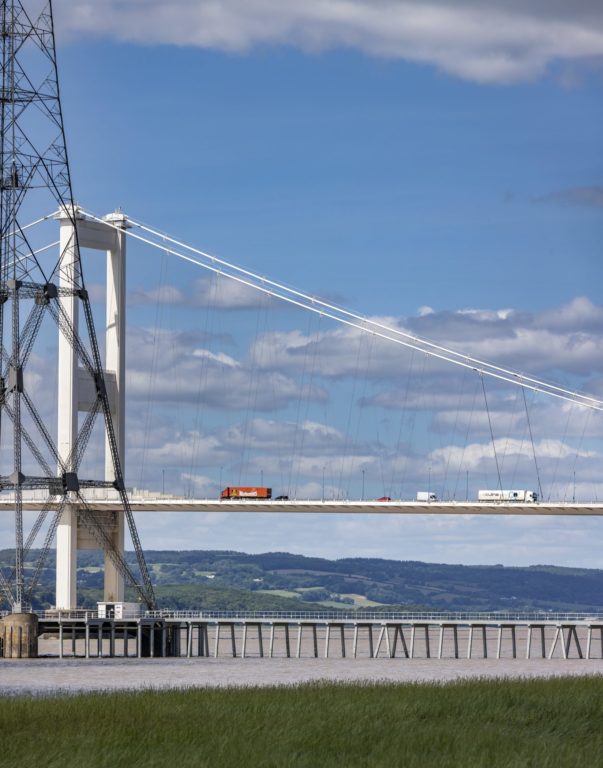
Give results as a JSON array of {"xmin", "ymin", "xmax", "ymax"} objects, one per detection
[{"xmin": 55, "ymin": 209, "xmax": 128, "ymax": 610}]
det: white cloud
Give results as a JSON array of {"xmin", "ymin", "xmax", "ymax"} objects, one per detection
[
  {"xmin": 429, "ymin": 437, "xmax": 599, "ymax": 472},
  {"xmin": 534, "ymin": 296, "xmax": 603, "ymax": 333},
  {"xmin": 192, "ymin": 278, "xmax": 272, "ymax": 310},
  {"xmin": 129, "ymin": 278, "xmax": 271, "ymax": 310},
  {"xmin": 129, "ymin": 284, "xmax": 186, "ymax": 306},
  {"xmin": 253, "ymin": 298, "xmax": 603, "ymax": 381},
  {"xmin": 192, "ymin": 348, "xmax": 240, "ymax": 368},
  {"xmin": 126, "ymin": 326, "xmax": 327, "ymax": 409},
  {"xmin": 56, "ymin": 0, "xmax": 603, "ymax": 84}
]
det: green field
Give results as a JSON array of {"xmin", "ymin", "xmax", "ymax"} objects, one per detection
[{"xmin": 2, "ymin": 677, "xmax": 603, "ymax": 767}]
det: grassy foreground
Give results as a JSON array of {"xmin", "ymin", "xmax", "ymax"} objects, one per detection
[{"xmin": 2, "ymin": 677, "xmax": 603, "ymax": 767}]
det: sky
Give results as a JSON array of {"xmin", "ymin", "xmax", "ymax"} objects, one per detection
[{"xmin": 3, "ymin": 0, "xmax": 603, "ymax": 568}]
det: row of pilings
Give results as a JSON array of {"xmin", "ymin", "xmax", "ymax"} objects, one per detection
[{"xmin": 2, "ymin": 616, "xmax": 603, "ymax": 659}]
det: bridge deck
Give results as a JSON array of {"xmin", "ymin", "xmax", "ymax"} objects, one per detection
[{"xmin": 0, "ymin": 497, "xmax": 602, "ymax": 515}]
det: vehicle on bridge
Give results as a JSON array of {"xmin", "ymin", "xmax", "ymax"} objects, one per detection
[
  {"xmin": 478, "ymin": 490, "xmax": 538, "ymax": 502},
  {"xmin": 416, "ymin": 492, "xmax": 438, "ymax": 502},
  {"xmin": 220, "ymin": 486, "xmax": 272, "ymax": 500}
]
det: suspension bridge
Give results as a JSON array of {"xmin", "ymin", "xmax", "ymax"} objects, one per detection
[
  {"xmin": 0, "ymin": 1, "xmax": 601, "ymax": 658},
  {"xmin": 0, "ymin": 203, "xmax": 600, "ymax": 620}
]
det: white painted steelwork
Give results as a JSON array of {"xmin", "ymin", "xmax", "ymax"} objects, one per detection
[
  {"xmin": 1, "ymin": 492, "xmax": 602, "ymax": 515},
  {"xmin": 54, "ymin": 210, "xmax": 128, "ymax": 609}
]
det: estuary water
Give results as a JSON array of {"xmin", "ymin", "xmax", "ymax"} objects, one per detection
[{"xmin": 1, "ymin": 656, "xmax": 602, "ymax": 696}]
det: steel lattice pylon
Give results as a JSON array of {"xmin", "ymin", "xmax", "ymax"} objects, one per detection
[{"xmin": 0, "ymin": 0, "xmax": 156, "ymax": 611}]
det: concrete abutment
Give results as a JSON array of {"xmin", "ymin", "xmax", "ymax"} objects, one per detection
[{"xmin": 0, "ymin": 613, "xmax": 39, "ymax": 658}]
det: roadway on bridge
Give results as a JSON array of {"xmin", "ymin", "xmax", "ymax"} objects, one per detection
[{"xmin": 0, "ymin": 495, "xmax": 602, "ymax": 515}]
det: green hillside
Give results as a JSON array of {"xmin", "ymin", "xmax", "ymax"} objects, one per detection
[{"xmin": 2, "ymin": 549, "xmax": 603, "ymax": 612}]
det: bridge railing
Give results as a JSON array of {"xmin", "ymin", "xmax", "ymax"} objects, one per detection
[
  {"xmin": 4, "ymin": 609, "xmax": 603, "ymax": 622},
  {"xmin": 144, "ymin": 609, "xmax": 603, "ymax": 622}
]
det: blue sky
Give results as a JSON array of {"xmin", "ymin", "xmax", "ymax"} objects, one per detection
[
  {"xmin": 5, "ymin": 0, "xmax": 603, "ymax": 569},
  {"xmin": 60, "ymin": 41, "xmax": 602, "ymax": 315}
]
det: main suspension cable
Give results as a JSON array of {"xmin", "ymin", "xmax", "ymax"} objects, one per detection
[{"xmin": 80, "ymin": 210, "xmax": 603, "ymax": 413}]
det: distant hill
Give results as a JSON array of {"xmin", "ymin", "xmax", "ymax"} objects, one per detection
[{"xmin": 2, "ymin": 549, "xmax": 603, "ymax": 612}]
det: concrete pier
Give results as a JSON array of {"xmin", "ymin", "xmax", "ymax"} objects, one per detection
[{"xmin": 0, "ymin": 613, "xmax": 39, "ymax": 658}]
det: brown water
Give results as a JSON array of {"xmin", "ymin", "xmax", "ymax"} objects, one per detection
[{"xmin": 1, "ymin": 656, "xmax": 602, "ymax": 696}]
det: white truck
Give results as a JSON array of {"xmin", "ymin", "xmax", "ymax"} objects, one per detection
[
  {"xmin": 416, "ymin": 492, "xmax": 438, "ymax": 502},
  {"xmin": 478, "ymin": 490, "xmax": 538, "ymax": 503}
]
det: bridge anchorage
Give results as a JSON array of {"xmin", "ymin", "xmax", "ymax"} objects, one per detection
[{"xmin": 0, "ymin": 0, "xmax": 155, "ymax": 657}]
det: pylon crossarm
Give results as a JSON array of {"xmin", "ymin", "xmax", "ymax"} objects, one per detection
[
  {"xmin": 24, "ymin": 493, "xmax": 66, "ymax": 606},
  {"xmin": 76, "ymin": 493, "xmax": 154, "ymax": 608},
  {"xmin": 0, "ymin": 282, "xmax": 75, "ymax": 299},
  {"xmin": 0, "ymin": 475, "xmax": 58, "ymax": 489},
  {"xmin": 77, "ymin": 480, "xmax": 116, "ymax": 490},
  {"xmin": 0, "ymin": 477, "xmax": 121, "ymax": 491}
]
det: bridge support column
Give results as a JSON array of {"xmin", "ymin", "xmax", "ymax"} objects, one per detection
[
  {"xmin": 55, "ymin": 209, "xmax": 127, "ymax": 609},
  {"xmin": 56, "ymin": 213, "xmax": 81, "ymax": 610},
  {"xmin": 103, "ymin": 213, "xmax": 128, "ymax": 603},
  {"xmin": 55, "ymin": 505, "xmax": 78, "ymax": 610}
]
